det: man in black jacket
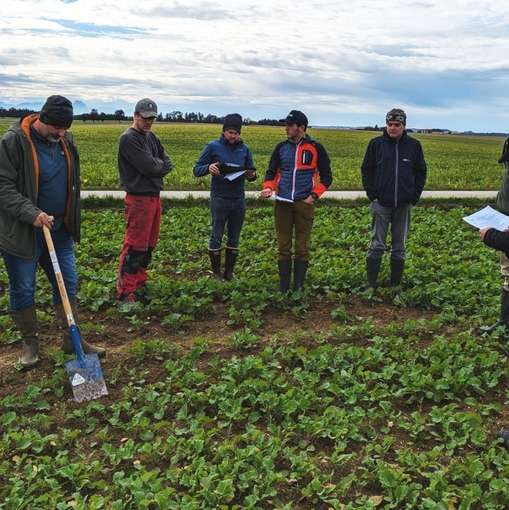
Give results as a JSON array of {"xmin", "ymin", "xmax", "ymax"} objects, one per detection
[
  {"xmin": 480, "ymin": 212, "xmax": 509, "ymax": 446},
  {"xmin": 361, "ymin": 108, "xmax": 427, "ymax": 291},
  {"xmin": 116, "ymin": 98, "xmax": 173, "ymax": 308},
  {"xmin": 480, "ymin": 135, "xmax": 509, "ymax": 333}
]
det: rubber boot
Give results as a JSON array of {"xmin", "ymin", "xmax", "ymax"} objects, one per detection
[
  {"xmin": 293, "ymin": 259, "xmax": 309, "ymax": 292},
  {"xmin": 498, "ymin": 429, "xmax": 509, "ymax": 448},
  {"xmin": 56, "ymin": 298, "xmax": 106, "ymax": 358},
  {"xmin": 278, "ymin": 259, "xmax": 292, "ymax": 293},
  {"xmin": 390, "ymin": 258, "xmax": 405, "ymax": 286},
  {"xmin": 224, "ymin": 248, "xmax": 238, "ymax": 281},
  {"xmin": 366, "ymin": 257, "xmax": 382, "ymax": 290},
  {"xmin": 481, "ymin": 289, "xmax": 509, "ymax": 335},
  {"xmin": 208, "ymin": 249, "xmax": 222, "ymax": 279},
  {"xmin": 12, "ymin": 307, "xmax": 39, "ymax": 369}
]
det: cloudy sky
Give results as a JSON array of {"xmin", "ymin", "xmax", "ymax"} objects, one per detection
[{"xmin": 1, "ymin": 0, "xmax": 509, "ymax": 130}]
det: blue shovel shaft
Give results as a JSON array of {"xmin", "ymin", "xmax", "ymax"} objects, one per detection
[{"xmin": 69, "ymin": 325, "xmax": 87, "ymax": 366}]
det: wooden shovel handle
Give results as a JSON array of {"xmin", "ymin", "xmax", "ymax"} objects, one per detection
[{"xmin": 42, "ymin": 226, "xmax": 75, "ymax": 327}]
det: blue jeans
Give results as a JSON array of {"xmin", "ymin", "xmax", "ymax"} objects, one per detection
[
  {"xmin": 1, "ymin": 227, "xmax": 78, "ymax": 311},
  {"xmin": 209, "ymin": 197, "xmax": 246, "ymax": 250}
]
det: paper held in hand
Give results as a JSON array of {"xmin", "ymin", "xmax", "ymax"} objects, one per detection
[
  {"xmin": 224, "ymin": 170, "xmax": 246, "ymax": 181},
  {"xmin": 462, "ymin": 206, "xmax": 509, "ymax": 231}
]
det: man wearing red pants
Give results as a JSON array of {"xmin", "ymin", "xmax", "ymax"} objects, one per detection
[{"xmin": 116, "ymin": 98, "xmax": 173, "ymax": 309}]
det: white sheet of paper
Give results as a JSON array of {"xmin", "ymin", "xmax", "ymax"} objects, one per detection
[
  {"xmin": 224, "ymin": 170, "xmax": 246, "ymax": 181},
  {"xmin": 463, "ymin": 205, "xmax": 509, "ymax": 231}
]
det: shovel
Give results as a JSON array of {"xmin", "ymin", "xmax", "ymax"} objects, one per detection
[{"xmin": 43, "ymin": 226, "xmax": 108, "ymax": 403}]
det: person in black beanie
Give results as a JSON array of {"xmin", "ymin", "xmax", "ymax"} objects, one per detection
[
  {"xmin": 194, "ymin": 113, "xmax": 256, "ymax": 280},
  {"xmin": 0, "ymin": 95, "xmax": 105, "ymax": 369},
  {"xmin": 39, "ymin": 95, "xmax": 74, "ymax": 130}
]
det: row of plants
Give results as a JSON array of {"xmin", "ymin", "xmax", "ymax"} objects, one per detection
[
  {"xmin": 0, "ymin": 120, "xmax": 504, "ymax": 190},
  {"xmin": 1, "ymin": 202, "xmax": 509, "ymax": 508}
]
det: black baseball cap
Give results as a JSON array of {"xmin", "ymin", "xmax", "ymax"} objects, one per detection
[
  {"xmin": 135, "ymin": 98, "xmax": 158, "ymax": 118},
  {"xmin": 281, "ymin": 110, "xmax": 308, "ymax": 128}
]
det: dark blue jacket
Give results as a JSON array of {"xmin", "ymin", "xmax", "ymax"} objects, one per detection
[
  {"xmin": 361, "ymin": 130, "xmax": 427, "ymax": 207},
  {"xmin": 30, "ymin": 126, "xmax": 68, "ymax": 230},
  {"xmin": 263, "ymin": 135, "xmax": 332, "ymax": 202},
  {"xmin": 193, "ymin": 135, "xmax": 256, "ymax": 199}
]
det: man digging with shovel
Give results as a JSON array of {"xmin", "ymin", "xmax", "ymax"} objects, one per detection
[{"xmin": 0, "ymin": 95, "xmax": 105, "ymax": 369}]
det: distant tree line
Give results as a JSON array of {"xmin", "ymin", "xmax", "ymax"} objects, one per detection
[
  {"xmin": 0, "ymin": 107, "xmax": 38, "ymax": 118},
  {"xmin": 1, "ymin": 106, "xmax": 285, "ymax": 126}
]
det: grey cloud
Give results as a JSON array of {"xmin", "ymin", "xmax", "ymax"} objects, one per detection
[
  {"xmin": 363, "ymin": 44, "xmax": 437, "ymax": 59},
  {"xmin": 361, "ymin": 67, "xmax": 509, "ymax": 108},
  {"xmin": 0, "ymin": 47, "xmax": 70, "ymax": 66},
  {"xmin": 407, "ymin": 1, "xmax": 436, "ymax": 8},
  {"xmin": 65, "ymin": 74, "xmax": 169, "ymax": 89},
  {"xmin": 0, "ymin": 73, "xmax": 33, "ymax": 85},
  {"xmin": 133, "ymin": 2, "xmax": 234, "ymax": 21}
]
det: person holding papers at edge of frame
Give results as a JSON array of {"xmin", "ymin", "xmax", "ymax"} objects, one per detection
[
  {"xmin": 193, "ymin": 114, "xmax": 256, "ymax": 280},
  {"xmin": 260, "ymin": 110, "xmax": 332, "ymax": 293},
  {"xmin": 479, "ymin": 135, "xmax": 509, "ymax": 335},
  {"xmin": 478, "ymin": 136, "xmax": 509, "ymax": 448}
]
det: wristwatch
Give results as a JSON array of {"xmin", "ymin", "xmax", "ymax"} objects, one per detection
[{"xmin": 310, "ymin": 192, "xmax": 318, "ymax": 201}]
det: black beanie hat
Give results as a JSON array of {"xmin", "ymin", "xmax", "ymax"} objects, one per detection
[
  {"xmin": 223, "ymin": 113, "xmax": 242, "ymax": 133},
  {"xmin": 40, "ymin": 95, "xmax": 74, "ymax": 129}
]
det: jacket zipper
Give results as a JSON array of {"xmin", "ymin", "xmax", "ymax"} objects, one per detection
[
  {"xmin": 394, "ymin": 141, "xmax": 399, "ymax": 208},
  {"xmin": 291, "ymin": 140, "xmax": 302, "ymax": 201}
]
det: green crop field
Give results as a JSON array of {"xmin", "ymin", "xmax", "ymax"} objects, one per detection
[
  {"xmin": 0, "ymin": 119, "xmax": 505, "ymax": 191},
  {"xmin": 2, "ymin": 201, "xmax": 509, "ymax": 508}
]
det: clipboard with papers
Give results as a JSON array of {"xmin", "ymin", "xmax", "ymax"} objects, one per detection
[{"xmin": 462, "ymin": 205, "xmax": 509, "ymax": 231}]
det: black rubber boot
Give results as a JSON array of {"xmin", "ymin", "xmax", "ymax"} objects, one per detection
[
  {"xmin": 12, "ymin": 307, "xmax": 39, "ymax": 369},
  {"xmin": 366, "ymin": 257, "xmax": 382, "ymax": 290},
  {"xmin": 278, "ymin": 260, "xmax": 292, "ymax": 293},
  {"xmin": 498, "ymin": 429, "xmax": 509, "ymax": 448},
  {"xmin": 56, "ymin": 298, "xmax": 106, "ymax": 358},
  {"xmin": 481, "ymin": 289, "xmax": 509, "ymax": 335},
  {"xmin": 224, "ymin": 248, "xmax": 238, "ymax": 281},
  {"xmin": 390, "ymin": 258, "xmax": 405, "ymax": 286},
  {"xmin": 208, "ymin": 249, "xmax": 222, "ymax": 279},
  {"xmin": 293, "ymin": 259, "xmax": 309, "ymax": 291}
]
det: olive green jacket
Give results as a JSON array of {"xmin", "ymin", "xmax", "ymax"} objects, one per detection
[{"xmin": 0, "ymin": 114, "xmax": 81, "ymax": 259}]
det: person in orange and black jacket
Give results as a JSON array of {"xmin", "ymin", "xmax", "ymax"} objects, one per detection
[
  {"xmin": 0, "ymin": 95, "xmax": 105, "ymax": 369},
  {"xmin": 260, "ymin": 110, "xmax": 332, "ymax": 292}
]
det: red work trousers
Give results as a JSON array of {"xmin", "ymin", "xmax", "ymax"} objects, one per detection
[{"xmin": 116, "ymin": 194, "xmax": 162, "ymax": 299}]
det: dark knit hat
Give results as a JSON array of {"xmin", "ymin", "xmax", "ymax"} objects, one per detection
[
  {"xmin": 282, "ymin": 110, "xmax": 308, "ymax": 128},
  {"xmin": 386, "ymin": 108, "xmax": 406, "ymax": 125},
  {"xmin": 40, "ymin": 95, "xmax": 74, "ymax": 129},
  {"xmin": 223, "ymin": 113, "xmax": 242, "ymax": 133}
]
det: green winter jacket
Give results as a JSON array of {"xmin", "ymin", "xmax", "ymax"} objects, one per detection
[{"xmin": 0, "ymin": 114, "xmax": 81, "ymax": 259}]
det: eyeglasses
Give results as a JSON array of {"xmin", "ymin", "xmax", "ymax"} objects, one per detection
[{"xmin": 387, "ymin": 122, "xmax": 403, "ymax": 128}]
